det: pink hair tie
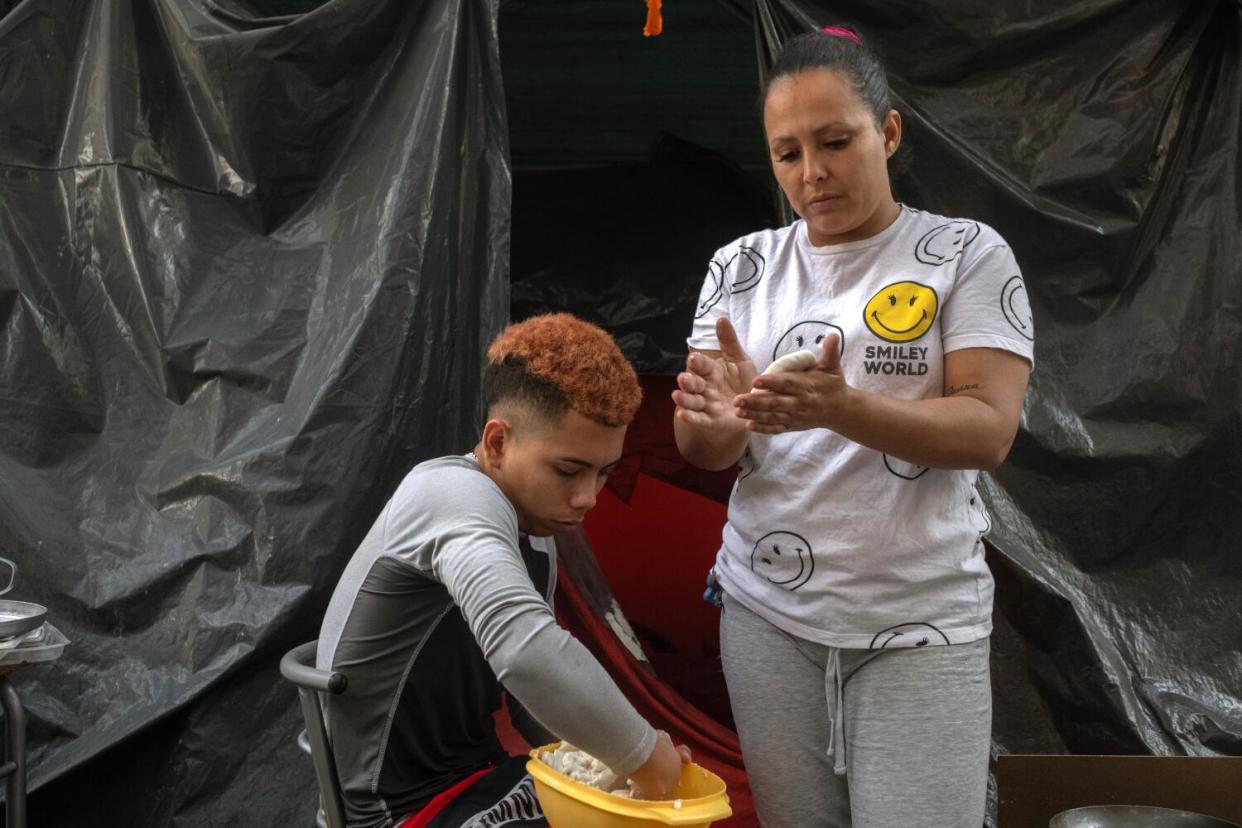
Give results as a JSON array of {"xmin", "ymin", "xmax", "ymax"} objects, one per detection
[{"xmin": 819, "ymin": 26, "xmax": 862, "ymax": 44}]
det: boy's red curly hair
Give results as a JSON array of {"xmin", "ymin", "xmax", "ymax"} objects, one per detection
[{"xmin": 485, "ymin": 314, "xmax": 641, "ymax": 427}]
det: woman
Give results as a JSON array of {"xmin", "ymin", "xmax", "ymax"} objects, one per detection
[{"xmin": 672, "ymin": 27, "xmax": 1034, "ymax": 828}]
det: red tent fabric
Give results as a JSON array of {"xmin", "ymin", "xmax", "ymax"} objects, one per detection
[{"xmin": 554, "ymin": 557, "xmax": 757, "ymax": 827}]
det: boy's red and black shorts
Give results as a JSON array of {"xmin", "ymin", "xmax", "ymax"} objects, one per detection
[{"xmin": 399, "ymin": 756, "xmax": 547, "ymax": 828}]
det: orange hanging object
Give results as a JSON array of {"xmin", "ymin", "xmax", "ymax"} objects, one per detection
[{"xmin": 643, "ymin": 0, "xmax": 663, "ymax": 37}]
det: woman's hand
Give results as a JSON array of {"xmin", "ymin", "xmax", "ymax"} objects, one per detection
[
  {"xmin": 672, "ymin": 318, "xmax": 757, "ymax": 434},
  {"xmin": 734, "ymin": 339, "xmax": 1030, "ymax": 469},
  {"xmin": 733, "ymin": 332, "xmax": 848, "ymax": 435}
]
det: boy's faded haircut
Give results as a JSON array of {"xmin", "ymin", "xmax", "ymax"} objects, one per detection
[{"xmin": 483, "ymin": 313, "xmax": 642, "ymax": 428}]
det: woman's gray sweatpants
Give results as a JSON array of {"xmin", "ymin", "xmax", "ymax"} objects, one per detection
[{"xmin": 720, "ymin": 593, "xmax": 991, "ymax": 828}]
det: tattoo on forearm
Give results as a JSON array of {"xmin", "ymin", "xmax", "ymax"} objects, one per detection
[{"xmin": 945, "ymin": 383, "xmax": 982, "ymax": 396}]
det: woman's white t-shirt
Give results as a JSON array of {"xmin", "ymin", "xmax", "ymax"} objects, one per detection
[{"xmin": 688, "ymin": 206, "xmax": 1035, "ymax": 649}]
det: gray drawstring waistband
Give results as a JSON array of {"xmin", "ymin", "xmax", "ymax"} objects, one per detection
[{"xmin": 825, "ymin": 647, "xmax": 847, "ymax": 775}]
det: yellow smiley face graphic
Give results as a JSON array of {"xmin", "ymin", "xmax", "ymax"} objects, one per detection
[{"xmin": 864, "ymin": 281, "xmax": 939, "ymax": 342}]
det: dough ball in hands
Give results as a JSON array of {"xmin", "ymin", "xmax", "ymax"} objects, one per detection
[
  {"xmin": 750, "ymin": 349, "xmax": 819, "ymax": 398},
  {"xmin": 761, "ymin": 349, "xmax": 818, "ymax": 375}
]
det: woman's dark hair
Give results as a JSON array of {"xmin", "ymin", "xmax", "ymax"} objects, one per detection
[{"xmin": 760, "ymin": 28, "xmax": 893, "ymax": 126}]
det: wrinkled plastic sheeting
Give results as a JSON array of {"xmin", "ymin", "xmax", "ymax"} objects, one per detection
[
  {"xmin": 511, "ymin": 132, "xmax": 777, "ymax": 374},
  {"xmin": 0, "ymin": 0, "xmax": 510, "ymax": 823},
  {"xmin": 758, "ymin": 0, "xmax": 1242, "ymax": 774}
]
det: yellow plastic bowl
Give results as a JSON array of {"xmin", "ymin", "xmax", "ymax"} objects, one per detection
[{"xmin": 527, "ymin": 742, "xmax": 732, "ymax": 828}]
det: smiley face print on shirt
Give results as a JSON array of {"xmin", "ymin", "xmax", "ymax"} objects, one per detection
[
  {"xmin": 915, "ymin": 220, "xmax": 979, "ymax": 266},
  {"xmin": 967, "ymin": 483, "xmax": 992, "ymax": 535},
  {"xmin": 869, "ymin": 622, "xmax": 951, "ymax": 649},
  {"xmin": 737, "ymin": 445, "xmax": 756, "ymax": 482},
  {"xmin": 883, "ymin": 454, "xmax": 929, "ymax": 481},
  {"xmin": 750, "ymin": 531, "xmax": 814, "ymax": 591},
  {"xmin": 729, "ymin": 247, "xmax": 765, "ymax": 293},
  {"xmin": 695, "ymin": 247, "xmax": 766, "ymax": 319},
  {"xmin": 695, "ymin": 264, "xmax": 724, "ymax": 319},
  {"xmin": 863, "ymin": 282, "xmax": 939, "ymax": 343},
  {"xmin": 1000, "ymin": 275, "xmax": 1034, "ymax": 341},
  {"xmin": 771, "ymin": 320, "xmax": 845, "ymax": 364}
]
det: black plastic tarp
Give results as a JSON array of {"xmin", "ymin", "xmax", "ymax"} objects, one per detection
[
  {"xmin": 1, "ymin": 0, "xmax": 508, "ymax": 823},
  {"xmin": 1, "ymin": 0, "xmax": 1240, "ymax": 825}
]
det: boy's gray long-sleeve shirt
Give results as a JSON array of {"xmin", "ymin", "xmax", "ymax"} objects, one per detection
[{"xmin": 318, "ymin": 455, "xmax": 656, "ymax": 828}]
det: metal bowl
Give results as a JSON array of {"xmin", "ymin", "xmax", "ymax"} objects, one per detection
[
  {"xmin": 1051, "ymin": 806, "xmax": 1242, "ymax": 828},
  {"xmin": 0, "ymin": 600, "xmax": 47, "ymax": 639}
]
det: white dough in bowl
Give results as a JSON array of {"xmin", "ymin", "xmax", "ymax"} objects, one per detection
[{"xmin": 539, "ymin": 743, "xmax": 635, "ymax": 797}]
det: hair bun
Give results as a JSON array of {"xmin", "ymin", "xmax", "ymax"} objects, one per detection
[{"xmin": 818, "ymin": 26, "xmax": 862, "ymax": 45}]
